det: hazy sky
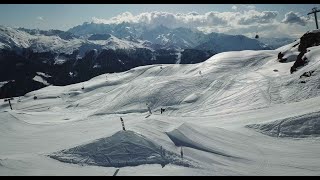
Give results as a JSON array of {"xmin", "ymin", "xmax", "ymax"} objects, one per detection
[{"xmin": 0, "ymin": 4, "xmax": 319, "ymax": 38}]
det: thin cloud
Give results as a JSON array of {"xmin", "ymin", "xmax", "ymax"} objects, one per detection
[
  {"xmin": 232, "ymin": 5, "xmax": 238, "ymax": 10},
  {"xmin": 91, "ymin": 10, "xmax": 277, "ymax": 28},
  {"xmin": 238, "ymin": 10, "xmax": 278, "ymax": 25},
  {"xmin": 282, "ymin": 11, "xmax": 308, "ymax": 26},
  {"xmin": 90, "ymin": 10, "xmax": 308, "ymax": 38},
  {"xmin": 37, "ymin": 16, "xmax": 44, "ymax": 21},
  {"xmin": 241, "ymin": 5, "xmax": 256, "ymax": 10},
  {"xmin": 92, "ymin": 11, "xmax": 229, "ymax": 29}
]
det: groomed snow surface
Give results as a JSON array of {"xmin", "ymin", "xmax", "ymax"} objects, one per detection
[{"xmin": 1, "ymin": 42, "xmax": 320, "ymax": 175}]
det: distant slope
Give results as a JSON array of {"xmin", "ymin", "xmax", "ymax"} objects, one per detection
[
  {"xmin": 259, "ymin": 37, "xmax": 296, "ymax": 49},
  {"xmin": 195, "ymin": 33, "xmax": 270, "ymax": 53}
]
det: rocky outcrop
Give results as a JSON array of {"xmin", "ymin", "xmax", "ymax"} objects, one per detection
[
  {"xmin": 290, "ymin": 49, "xmax": 308, "ymax": 74},
  {"xmin": 298, "ymin": 31, "xmax": 320, "ymax": 52},
  {"xmin": 290, "ymin": 31, "xmax": 320, "ymax": 73},
  {"xmin": 88, "ymin": 34, "xmax": 112, "ymax": 40},
  {"xmin": 277, "ymin": 52, "xmax": 286, "ymax": 62},
  {"xmin": 0, "ymin": 78, "xmax": 46, "ymax": 99}
]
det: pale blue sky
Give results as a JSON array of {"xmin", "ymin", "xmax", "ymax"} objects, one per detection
[{"xmin": 0, "ymin": 4, "xmax": 319, "ymax": 31}]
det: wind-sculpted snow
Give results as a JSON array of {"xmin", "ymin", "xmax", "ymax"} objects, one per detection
[
  {"xmin": 166, "ymin": 123, "xmax": 245, "ymax": 160},
  {"xmin": 50, "ymin": 130, "xmax": 194, "ymax": 168},
  {"xmin": 246, "ymin": 111, "xmax": 320, "ymax": 138}
]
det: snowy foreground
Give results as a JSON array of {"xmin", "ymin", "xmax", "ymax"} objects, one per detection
[{"xmin": 1, "ymin": 41, "xmax": 320, "ymax": 175}]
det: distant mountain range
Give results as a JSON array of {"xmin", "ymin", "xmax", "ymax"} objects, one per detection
[{"xmin": 68, "ymin": 22, "xmax": 272, "ymax": 51}]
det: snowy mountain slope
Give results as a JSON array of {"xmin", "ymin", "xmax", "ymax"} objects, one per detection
[
  {"xmin": 0, "ymin": 26, "xmax": 34, "ymax": 50},
  {"xmin": 259, "ymin": 37, "xmax": 296, "ymax": 49},
  {"xmin": 0, "ymin": 25, "xmax": 149, "ymax": 57},
  {"xmin": 18, "ymin": 28, "xmax": 78, "ymax": 40},
  {"xmin": 0, "ymin": 24, "xmax": 270, "ymax": 60},
  {"xmin": 246, "ymin": 110, "xmax": 320, "ymax": 138},
  {"xmin": 68, "ymin": 22, "xmax": 270, "ymax": 51},
  {"xmin": 0, "ymin": 26, "xmax": 164, "ymax": 97},
  {"xmin": 195, "ymin": 33, "xmax": 270, "ymax": 53},
  {"xmin": 68, "ymin": 22, "xmax": 142, "ymax": 39},
  {"xmin": 1, "ymin": 34, "xmax": 320, "ymax": 175},
  {"xmin": 68, "ymin": 22, "xmax": 115, "ymax": 37},
  {"xmin": 140, "ymin": 26, "xmax": 204, "ymax": 49}
]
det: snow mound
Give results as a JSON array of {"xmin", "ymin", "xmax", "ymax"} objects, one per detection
[
  {"xmin": 32, "ymin": 75, "xmax": 50, "ymax": 86},
  {"xmin": 166, "ymin": 123, "xmax": 245, "ymax": 160},
  {"xmin": 50, "ymin": 130, "xmax": 193, "ymax": 168},
  {"xmin": 181, "ymin": 93, "xmax": 199, "ymax": 103},
  {"xmin": 246, "ymin": 111, "xmax": 320, "ymax": 138}
]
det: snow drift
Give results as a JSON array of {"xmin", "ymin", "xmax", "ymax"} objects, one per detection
[
  {"xmin": 50, "ymin": 130, "xmax": 194, "ymax": 168},
  {"xmin": 246, "ymin": 111, "xmax": 320, "ymax": 138}
]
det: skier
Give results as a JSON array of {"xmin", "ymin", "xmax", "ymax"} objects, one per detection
[
  {"xmin": 180, "ymin": 147, "xmax": 183, "ymax": 159},
  {"xmin": 146, "ymin": 103, "xmax": 152, "ymax": 114},
  {"xmin": 160, "ymin": 162, "xmax": 166, "ymax": 168}
]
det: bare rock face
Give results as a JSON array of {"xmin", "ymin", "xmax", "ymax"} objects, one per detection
[
  {"xmin": 88, "ymin": 33, "xmax": 111, "ymax": 40},
  {"xmin": 290, "ymin": 31, "xmax": 320, "ymax": 74},
  {"xmin": 298, "ymin": 31, "xmax": 320, "ymax": 52},
  {"xmin": 290, "ymin": 49, "xmax": 308, "ymax": 74},
  {"xmin": 277, "ymin": 52, "xmax": 287, "ymax": 62}
]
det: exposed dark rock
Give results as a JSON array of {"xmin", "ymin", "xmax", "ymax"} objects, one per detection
[
  {"xmin": 278, "ymin": 52, "xmax": 288, "ymax": 63},
  {"xmin": 298, "ymin": 31, "xmax": 320, "ymax": 52},
  {"xmin": 285, "ymin": 31, "xmax": 320, "ymax": 74},
  {"xmin": 290, "ymin": 49, "xmax": 308, "ymax": 74},
  {"xmin": 292, "ymin": 43, "xmax": 299, "ymax": 48},
  {"xmin": 0, "ymin": 78, "xmax": 46, "ymax": 99},
  {"xmin": 88, "ymin": 34, "xmax": 112, "ymax": 40},
  {"xmin": 277, "ymin": 52, "xmax": 289, "ymax": 63},
  {"xmin": 300, "ymin": 70, "xmax": 315, "ymax": 78},
  {"xmin": 278, "ymin": 52, "xmax": 284, "ymax": 59}
]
